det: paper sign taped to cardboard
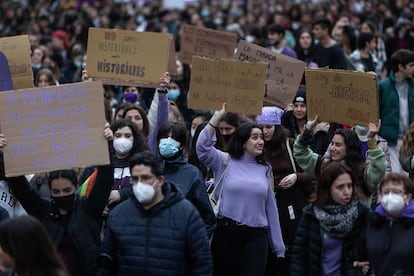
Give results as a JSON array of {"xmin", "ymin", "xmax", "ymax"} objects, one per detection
[
  {"xmin": 235, "ymin": 40, "xmax": 306, "ymax": 108},
  {"xmin": 0, "ymin": 35, "xmax": 33, "ymax": 89},
  {"xmin": 0, "ymin": 81, "xmax": 110, "ymax": 176},
  {"xmin": 86, "ymin": 28, "xmax": 171, "ymax": 88},
  {"xmin": 179, "ymin": 24, "xmax": 238, "ymax": 65},
  {"xmin": 188, "ymin": 56, "xmax": 267, "ymax": 115},
  {"xmin": 305, "ymin": 68, "xmax": 378, "ymax": 126}
]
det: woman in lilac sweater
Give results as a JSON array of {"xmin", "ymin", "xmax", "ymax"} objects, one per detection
[{"xmin": 196, "ymin": 104, "xmax": 285, "ymax": 275}]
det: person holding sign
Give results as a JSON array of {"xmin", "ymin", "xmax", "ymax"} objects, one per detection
[
  {"xmin": 196, "ymin": 103, "xmax": 285, "ymax": 275},
  {"xmin": 0, "ymin": 124, "xmax": 115, "ymax": 275},
  {"xmin": 294, "ymin": 116, "xmax": 387, "ymax": 205},
  {"xmin": 256, "ymin": 106, "xmax": 314, "ymax": 275}
]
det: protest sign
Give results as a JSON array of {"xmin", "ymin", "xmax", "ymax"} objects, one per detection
[
  {"xmin": 86, "ymin": 28, "xmax": 171, "ymax": 88},
  {"xmin": 0, "ymin": 35, "xmax": 33, "ymax": 89},
  {"xmin": 188, "ymin": 56, "xmax": 267, "ymax": 115},
  {"xmin": 163, "ymin": 0, "xmax": 186, "ymax": 9},
  {"xmin": 0, "ymin": 81, "xmax": 110, "ymax": 176},
  {"xmin": 305, "ymin": 68, "xmax": 378, "ymax": 126},
  {"xmin": 0, "ymin": 51, "xmax": 13, "ymax": 92},
  {"xmin": 179, "ymin": 24, "xmax": 238, "ymax": 65},
  {"xmin": 235, "ymin": 40, "xmax": 306, "ymax": 108}
]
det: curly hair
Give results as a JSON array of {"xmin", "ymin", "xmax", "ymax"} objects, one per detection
[{"xmin": 400, "ymin": 122, "xmax": 414, "ymax": 155}]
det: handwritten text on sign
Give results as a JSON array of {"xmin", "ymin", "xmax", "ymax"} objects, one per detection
[
  {"xmin": 235, "ymin": 40, "xmax": 305, "ymax": 108},
  {"xmin": 188, "ymin": 57, "xmax": 267, "ymax": 115},
  {"xmin": 305, "ymin": 68, "xmax": 378, "ymax": 126},
  {"xmin": 86, "ymin": 28, "xmax": 170, "ymax": 87},
  {"xmin": 179, "ymin": 24, "xmax": 238, "ymax": 65},
  {"xmin": 0, "ymin": 35, "xmax": 33, "ymax": 89},
  {"xmin": 0, "ymin": 81, "xmax": 110, "ymax": 176}
]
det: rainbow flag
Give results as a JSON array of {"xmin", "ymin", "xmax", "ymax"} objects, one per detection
[{"xmin": 77, "ymin": 169, "xmax": 98, "ymax": 197}]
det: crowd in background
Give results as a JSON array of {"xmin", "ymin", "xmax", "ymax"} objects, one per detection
[{"xmin": 0, "ymin": 0, "xmax": 413, "ymax": 275}]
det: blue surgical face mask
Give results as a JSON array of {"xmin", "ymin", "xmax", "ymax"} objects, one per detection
[
  {"xmin": 32, "ymin": 63, "xmax": 42, "ymax": 69},
  {"xmin": 74, "ymin": 60, "xmax": 83, "ymax": 68},
  {"xmin": 190, "ymin": 129, "xmax": 196, "ymax": 138},
  {"xmin": 167, "ymin": 89, "xmax": 180, "ymax": 101},
  {"xmin": 159, "ymin": 137, "xmax": 180, "ymax": 158}
]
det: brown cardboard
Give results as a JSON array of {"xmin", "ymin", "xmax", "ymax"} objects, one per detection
[
  {"xmin": 0, "ymin": 81, "xmax": 110, "ymax": 176},
  {"xmin": 0, "ymin": 35, "xmax": 33, "ymax": 89},
  {"xmin": 234, "ymin": 40, "xmax": 306, "ymax": 109},
  {"xmin": 305, "ymin": 68, "xmax": 378, "ymax": 126},
  {"xmin": 188, "ymin": 56, "xmax": 267, "ymax": 115},
  {"xmin": 167, "ymin": 35, "xmax": 178, "ymax": 76},
  {"xmin": 179, "ymin": 24, "xmax": 238, "ymax": 65},
  {"xmin": 86, "ymin": 28, "xmax": 170, "ymax": 88}
]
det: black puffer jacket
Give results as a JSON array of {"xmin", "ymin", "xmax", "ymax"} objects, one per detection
[
  {"xmin": 7, "ymin": 165, "xmax": 113, "ymax": 275},
  {"xmin": 99, "ymin": 181, "xmax": 213, "ymax": 276},
  {"xmin": 290, "ymin": 202, "xmax": 371, "ymax": 275}
]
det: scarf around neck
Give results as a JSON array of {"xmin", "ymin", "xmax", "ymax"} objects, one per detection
[{"xmin": 314, "ymin": 200, "xmax": 359, "ymax": 237}]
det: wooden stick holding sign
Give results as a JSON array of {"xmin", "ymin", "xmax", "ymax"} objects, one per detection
[
  {"xmin": 86, "ymin": 28, "xmax": 171, "ymax": 88},
  {"xmin": 188, "ymin": 56, "xmax": 267, "ymax": 115},
  {"xmin": 305, "ymin": 68, "xmax": 378, "ymax": 126},
  {"xmin": 234, "ymin": 40, "xmax": 306, "ymax": 109},
  {"xmin": 0, "ymin": 81, "xmax": 110, "ymax": 176}
]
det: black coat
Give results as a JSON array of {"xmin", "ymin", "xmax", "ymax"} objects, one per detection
[
  {"xmin": 7, "ymin": 165, "xmax": 113, "ymax": 275},
  {"xmin": 99, "ymin": 181, "xmax": 213, "ymax": 276},
  {"xmin": 351, "ymin": 212, "xmax": 414, "ymax": 275},
  {"xmin": 290, "ymin": 202, "xmax": 371, "ymax": 275}
]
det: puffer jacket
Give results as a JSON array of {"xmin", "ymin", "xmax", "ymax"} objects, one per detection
[
  {"xmin": 99, "ymin": 181, "xmax": 213, "ymax": 276},
  {"xmin": 378, "ymin": 72, "xmax": 414, "ymax": 146},
  {"xmin": 7, "ymin": 165, "xmax": 114, "ymax": 275}
]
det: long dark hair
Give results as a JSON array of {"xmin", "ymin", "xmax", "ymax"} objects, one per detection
[
  {"xmin": 334, "ymin": 129, "xmax": 364, "ymax": 167},
  {"xmin": 111, "ymin": 119, "xmax": 149, "ymax": 156},
  {"xmin": 188, "ymin": 122, "xmax": 209, "ymax": 178},
  {"xmin": 265, "ymin": 125, "xmax": 290, "ymax": 157},
  {"xmin": 311, "ymin": 162, "xmax": 356, "ymax": 206},
  {"xmin": 122, "ymin": 104, "xmax": 150, "ymax": 138},
  {"xmin": 227, "ymin": 121, "xmax": 266, "ymax": 166},
  {"xmin": 0, "ymin": 216, "xmax": 68, "ymax": 276}
]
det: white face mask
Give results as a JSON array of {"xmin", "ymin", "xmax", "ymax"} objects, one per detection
[
  {"xmin": 113, "ymin": 137, "xmax": 133, "ymax": 154},
  {"xmin": 133, "ymin": 180, "xmax": 157, "ymax": 204},
  {"xmin": 381, "ymin": 192, "xmax": 406, "ymax": 214}
]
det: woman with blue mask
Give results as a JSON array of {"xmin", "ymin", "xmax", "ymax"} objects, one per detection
[{"xmin": 156, "ymin": 122, "xmax": 216, "ymax": 237}]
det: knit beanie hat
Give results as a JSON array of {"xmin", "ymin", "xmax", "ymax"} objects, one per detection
[
  {"xmin": 257, "ymin": 106, "xmax": 284, "ymax": 125},
  {"xmin": 293, "ymin": 89, "xmax": 306, "ymax": 104}
]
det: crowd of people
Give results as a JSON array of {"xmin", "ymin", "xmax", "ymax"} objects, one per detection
[{"xmin": 0, "ymin": 0, "xmax": 413, "ymax": 275}]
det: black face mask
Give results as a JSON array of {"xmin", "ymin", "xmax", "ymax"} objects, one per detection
[
  {"xmin": 222, "ymin": 134, "xmax": 233, "ymax": 143},
  {"xmin": 52, "ymin": 193, "xmax": 76, "ymax": 210}
]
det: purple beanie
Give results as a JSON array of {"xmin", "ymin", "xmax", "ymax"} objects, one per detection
[{"xmin": 256, "ymin": 106, "xmax": 284, "ymax": 125}]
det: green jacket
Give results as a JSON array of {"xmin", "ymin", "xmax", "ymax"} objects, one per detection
[
  {"xmin": 293, "ymin": 135, "xmax": 387, "ymax": 204},
  {"xmin": 378, "ymin": 72, "xmax": 414, "ymax": 146}
]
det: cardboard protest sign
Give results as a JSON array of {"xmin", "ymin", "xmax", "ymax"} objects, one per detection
[
  {"xmin": 188, "ymin": 56, "xmax": 267, "ymax": 115},
  {"xmin": 234, "ymin": 40, "xmax": 306, "ymax": 108},
  {"xmin": 305, "ymin": 68, "xmax": 378, "ymax": 126},
  {"xmin": 0, "ymin": 52, "xmax": 13, "ymax": 92},
  {"xmin": 167, "ymin": 36, "xmax": 178, "ymax": 76},
  {"xmin": 0, "ymin": 81, "xmax": 110, "ymax": 176},
  {"xmin": 0, "ymin": 35, "xmax": 33, "ymax": 89},
  {"xmin": 86, "ymin": 28, "xmax": 171, "ymax": 88},
  {"xmin": 179, "ymin": 24, "xmax": 238, "ymax": 65}
]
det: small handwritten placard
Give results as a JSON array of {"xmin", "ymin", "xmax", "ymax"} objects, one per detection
[
  {"xmin": 86, "ymin": 28, "xmax": 171, "ymax": 88},
  {"xmin": 179, "ymin": 24, "xmax": 238, "ymax": 65},
  {"xmin": 0, "ymin": 81, "xmax": 110, "ymax": 176},
  {"xmin": 188, "ymin": 56, "xmax": 267, "ymax": 115},
  {"xmin": 234, "ymin": 40, "xmax": 306, "ymax": 108},
  {"xmin": 0, "ymin": 35, "xmax": 33, "ymax": 89},
  {"xmin": 305, "ymin": 68, "xmax": 378, "ymax": 126}
]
